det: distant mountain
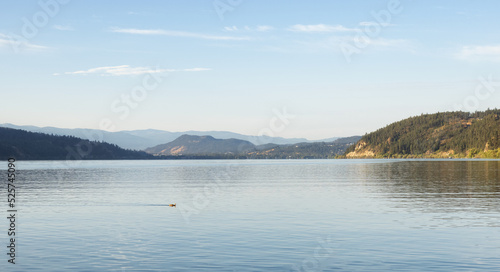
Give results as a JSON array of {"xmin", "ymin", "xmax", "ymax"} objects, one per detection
[
  {"xmin": 344, "ymin": 110, "xmax": 500, "ymax": 158},
  {"xmin": 310, "ymin": 137, "xmax": 339, "ymax": 142},
  {"xmin": 0, "ymin": 127, "xmax": 152, "ymax": 160},
  {"xmin": 123, "ymin": 129, "xmax": 312, "ymax": 147},
  {"xmin": 145, "ymin": 135, "xmax": 360, "ymax": 159},
  {"xmin": 145, "ymin": 135, "xmax": 255, "ymax": 155},
  {"xmin": 0, "ymin": 124, "xmax": 331, "ymax": 150}
]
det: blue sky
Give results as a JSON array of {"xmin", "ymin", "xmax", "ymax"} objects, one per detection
[{"xmin": 1, "ymin": 0, "xmax": 499, "ymax": 139}]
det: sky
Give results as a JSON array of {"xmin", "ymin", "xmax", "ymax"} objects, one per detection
[{"xmin": 1, "ymin": 0, "xmax": 499, "ymax": 140}]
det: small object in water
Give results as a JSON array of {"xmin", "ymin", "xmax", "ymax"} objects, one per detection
[{"xmin": 169, "ymin": 203, "xmax": 176, "ymax": 207}]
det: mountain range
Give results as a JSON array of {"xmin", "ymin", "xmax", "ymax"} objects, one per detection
[
  {"xmin": 145, "ymin": 134, "xmax": 361, "ymax": 159},
  {"xmin": 0, "ymin": 123, "xmax": 337, "ymax": 150},
  {"xmin": 8, "ymin": 109, "xmax": 498, "ymax": 160},
  {"xmin": 0, "ymin": 125, "xmax": 359, "ymax": 160}
]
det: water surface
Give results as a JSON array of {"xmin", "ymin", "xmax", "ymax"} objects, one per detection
[{"xmin": 2, "ymin": 159, "xmax": 500, "ymax": 271}]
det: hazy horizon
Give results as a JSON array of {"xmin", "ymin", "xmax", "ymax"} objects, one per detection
[{"xmin": 0, "ymin": 122, "xmax": 349, "ymax": 141}]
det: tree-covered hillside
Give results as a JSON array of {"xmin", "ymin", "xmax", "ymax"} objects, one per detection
[
  {"xmin": 0, "ymin": 127, "xmax": 153, "ymax": 160},
  {"xmin": 344, "ymin": 110, "xmax": 500, "ymax": 158},
  {"xmin": 248, "ymin": 136, "xmax": 361, "ymax": 159}
]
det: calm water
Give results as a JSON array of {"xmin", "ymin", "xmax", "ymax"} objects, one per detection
[{"xmin": 2, "ymin": 159, "xmax": 500, "ymax": 271}]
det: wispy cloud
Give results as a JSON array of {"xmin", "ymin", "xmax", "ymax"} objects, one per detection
[
  {"xmin": 54, "ymin": 65, "xmax": 211, "ymax": 76},
  {"xmin": 224, "ymin": 26, "xmax": 238, "ymax": 32},
  {"xmin": 110, "ymin": 27, "xmax": 250, "ymax": 41},
  {"xmin": 0, "ymin": 33, "xmax": 48, "ymax": 51},
  {"xmin": 53, "ymin": 25, "xmax": 74, "ymax": 31},
  {"xmin": 291, "ymin": 36, "xmax": 413, "ymax": 54},
  {"xmin": 224, "ymin": 25, "xmax": 273, "ymax": 32},
  {"xmin": 456, "ymin": 45, "xmax": 500, "ymax": 62},
  {"xmin": 367, "ymin": 38, "xmax": 412, "ymax": 48},
  {"xmin": 256, "ymin": 25, "xmax": 274, "ymax": 32},
  {"xmin": 288, "ymin": 24, "xmax": 357, "ymax": 33}
]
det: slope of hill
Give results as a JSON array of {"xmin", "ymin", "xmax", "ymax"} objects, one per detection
[
  {"xmin": 144, "ymin": 135, "xmax": 255, "ymax": 155},
  {"xmin": 247, "ymin": 136, "xmax": 361, "ymax": 159},
  {"xmin": 344, "ymin": 110, "xmax": 500, "ymax": 158},
  {"xmin": 0, "ymin": 124, "xmax": 152, "ymax": 150},
  {"xmin": 0, "ymin": 127, "xmax": 153, "ymax": 160}
]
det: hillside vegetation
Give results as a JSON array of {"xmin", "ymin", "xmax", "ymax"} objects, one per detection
[
  {"xmin": 344, "ymin": 110, "xmax": 500, "ymax": 158},
  {"xmin": 247, "ymin": 136, "xmax": 361, "ymax": 159},
  {"xmin": 0, "ymin": 127, "xmax": 153, "ymax": 160}
]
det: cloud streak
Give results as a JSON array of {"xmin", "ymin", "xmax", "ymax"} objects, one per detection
[
  {"xmin": 110, "ymin": 27, "xmax": 250, "ymax": 41},
  {"xmin": 288, "ymin": 24, "xmax": 357, "ymax": 33},
  {"xmin": 53, "ymin": 25, "xmax": 74, "ymax": 31},
  {"xmin": 54, "ymin": 65, "xmax": 211, "ymax": 76},
  {"xmin": 223, "ymin": 25, "xmax": 274, "ymax": 32},
  {"xmin": 456, "ymin": 45, "xmax": 500, "ymax": 62},
  {"xmin": 0, "ymin": 33, "xmax": 48, "ymax": 51}
]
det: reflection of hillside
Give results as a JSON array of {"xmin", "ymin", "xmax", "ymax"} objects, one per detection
[{"xmin": 356, "ymin": 160, "xmax": 500, "ymax": 227}]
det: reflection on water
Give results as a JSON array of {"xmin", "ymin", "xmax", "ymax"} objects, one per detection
[
  {"xmin": 2, "ymin": 159, "xmax": 499, "ymax": 271},
  {"xmin": 353, "ymin": 160, "xmax": 500, "ymax": 228}
]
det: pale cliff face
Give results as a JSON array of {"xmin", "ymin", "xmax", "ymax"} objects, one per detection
[
  {"xmin": 345, "ymin": 141, "xmax": 375, "ymax": 158},
  {"xmin": 355, "ymin": 141, "xmax": 366, "ymax": 151}
]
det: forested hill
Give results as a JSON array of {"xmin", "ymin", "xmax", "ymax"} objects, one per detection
[
  {"xmin": 0, "ymin": 127, "xmax": 153, "ymax": 160},
  {"xmin": 344, "ymin": 110, "xmax": 500, "ymax": 158},
  {"xmin": 144, "ymin": 134, "xmax": 255, "ymax": 155},
  {"xmin": 247, "ymin": 136, "xmax": 361, "ymax": 159}
]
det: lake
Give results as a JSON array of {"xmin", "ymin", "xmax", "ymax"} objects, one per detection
[{"xmin": 2, "ymin": 159, "xmax": 500, "ymax": 271}]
